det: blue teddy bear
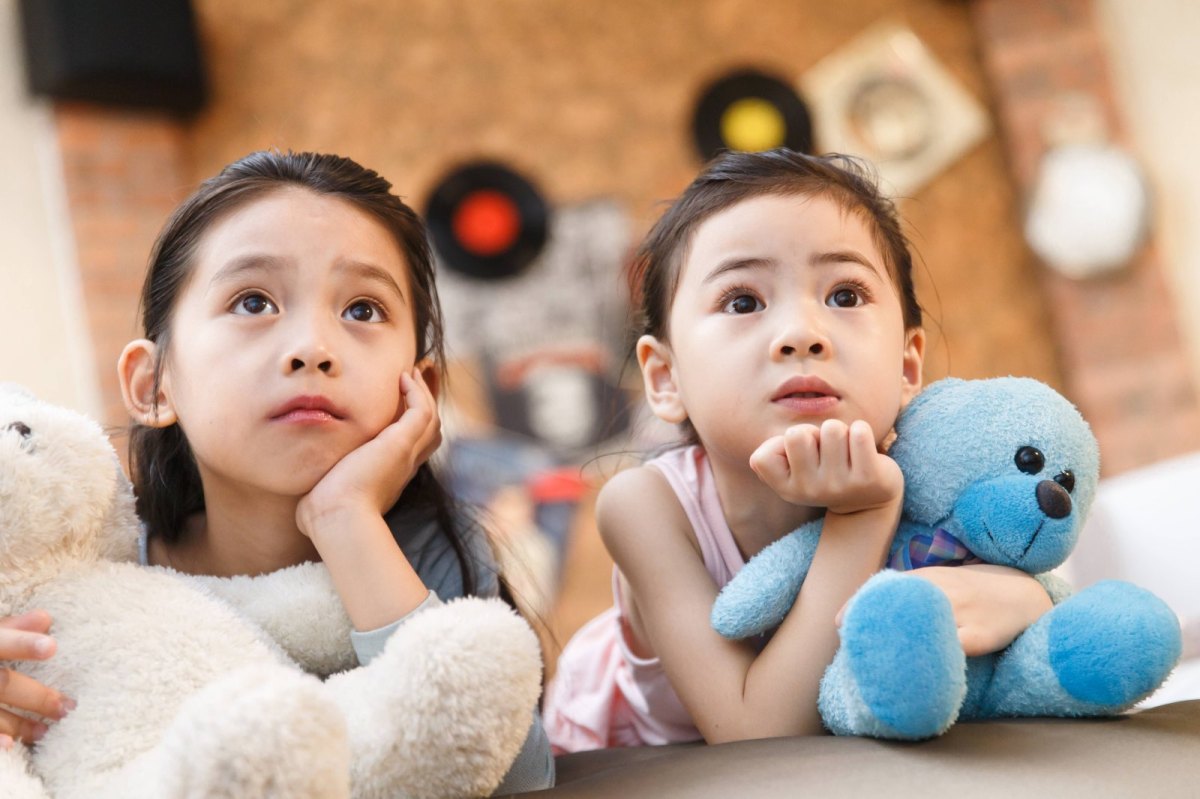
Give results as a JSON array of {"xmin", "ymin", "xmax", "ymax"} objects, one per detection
[{"xmin": 711, "ymin": 377, "xmax": 1182, "ymax": 740}]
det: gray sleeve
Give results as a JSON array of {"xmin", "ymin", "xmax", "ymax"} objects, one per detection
[
  {"xmin": 492, "ymin": 712, "xmax": 556, "ymax": 795},
  {"xmin": 349, "ymin": 590, "xmax": 444, "ymax": 665},
  {"xmin": 389, "ymin": 506, "xmax": 501, "ymax": 601}
]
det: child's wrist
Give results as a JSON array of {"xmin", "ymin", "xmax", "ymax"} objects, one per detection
[
  {"xmin": 823, "ymin": 493, "xmax": 903, "ymax": 525},
  {"xmin": 296, "ymin": 497, "xmax": 379, "ymax": 544},
  {"xmin": 823, "ymin": 481, "xmax": 904, "ymax": 517}
]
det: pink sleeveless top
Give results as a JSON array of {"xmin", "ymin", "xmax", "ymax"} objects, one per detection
[{"xmin": 543, "ymin": 446, "xmax": 748, "ymax": 753}]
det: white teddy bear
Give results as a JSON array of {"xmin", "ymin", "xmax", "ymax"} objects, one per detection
[{"xmin": 0, "ymin": 385, "xmax": 543, "ymax": 799}]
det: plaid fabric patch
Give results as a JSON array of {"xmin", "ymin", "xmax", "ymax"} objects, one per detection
[{"xmin": 889, "ymin": 527, "xmax": 984, "ymax": 571}]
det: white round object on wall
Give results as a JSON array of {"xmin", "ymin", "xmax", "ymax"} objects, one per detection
[{"xmin": 1024, "ymin": 143, "xmax": 1150, "ymax": 279}]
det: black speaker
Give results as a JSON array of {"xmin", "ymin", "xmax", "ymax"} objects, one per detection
[{"xmin": 18, "ymin": 0, "xmax": 207, "ymax": 115}]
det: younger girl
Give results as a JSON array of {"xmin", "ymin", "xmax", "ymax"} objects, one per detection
[
  {"xmin": 544, "ymin": 149, "xmax": 1056, "ymax": 750},
  {"xmin": 10, "ymin": 151, "xmax": 552, "ymax": 791}
]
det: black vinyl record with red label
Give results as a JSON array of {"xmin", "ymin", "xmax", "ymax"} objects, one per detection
[
  {"xmin": 425, "ymin": 162, "xmax": 550, "ymax": 281},
  {"xmin": 692, "ymin": 69, "xmax": 814, "ymax": 160}
]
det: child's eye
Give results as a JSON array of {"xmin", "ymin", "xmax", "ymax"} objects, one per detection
[
  {"xmin": 232, "ymin": 293, "xmax": 277, "ymax": 316},
  {"xmin": 722, "ymin": 293, "xmax": 764, "ymax": 315},
  {"xmin": 827, "ymin": 285, "xmax": 866, "ymax": 308},
  {"xmin": 343, "ymin": 299, "xmax": 388, "ymax": 324}
]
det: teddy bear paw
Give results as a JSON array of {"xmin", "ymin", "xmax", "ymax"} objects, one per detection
[
  {"xmin": 820, "ymin": 571, "xmax": 966, "ymax": 739},
  {"xmin": 1048, "ymin": 580, "xmax": 1183, "ymax": 709},
  {"xmin": 155, "ymin": 665, "xmax": 350, "ymax": 799}
]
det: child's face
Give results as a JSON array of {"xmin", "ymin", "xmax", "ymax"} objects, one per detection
[
  {"xmin": 640, "ymin": 192, "xmax": 924, "ymax": 468},
  {"xmin": 159, "ymin": 187, "xmax": 421, "ymax": 497}
]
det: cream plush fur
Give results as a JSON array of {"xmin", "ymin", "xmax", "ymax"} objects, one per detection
[{"xmin": 0, "ymin": 385, "xmax": 543, "ymax": 799}]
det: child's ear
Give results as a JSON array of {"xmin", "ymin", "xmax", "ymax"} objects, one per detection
[
  {"xmin": 900, "ymin": 327, "xmax": 926, "ymax": 407},
  {"xmin": 415, "ymin": 358, "xmax": 441, "ymax": 403},
  {"xmin": 118, "ymin": 339, "xmax": 177, "ymax": 428},
  {"xmin": 636, "ymin": 335, "xmax": 687, "ymax": 424}
]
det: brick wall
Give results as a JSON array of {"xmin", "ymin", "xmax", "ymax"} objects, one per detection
[
  {"xmin": 50, "ymin": 0, "xmax": 1194, "ymax": 476},
  {"xmin": 54, "ymin": 105, "xmax": 190, "ymax": 430},
  {"xmin": 971, "ymin": 0, "xmax": 1200, "ymax": 475}
]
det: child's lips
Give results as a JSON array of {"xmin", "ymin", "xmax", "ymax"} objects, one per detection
[
  {"xmin": 773, "ymin": 394, "xmax": 839, "ymax": 414},
  {"xmin": 268, "ymin": 395, "xmax": 347, "ymax": 422},
  {"xmin": 771, "ymin": 376, "xmax": 839, "ymax": 401},
  {"xmin": 771, "ymin": 376, "xmax": 840, "ymax": 414}
]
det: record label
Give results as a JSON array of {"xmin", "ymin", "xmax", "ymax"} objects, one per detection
[
  {"xmin": 426, "ymin": 162, "xmax": 549, "ymax": 280},
  {"xmin": 693, "ymin": 69, "xmax": 813, "ymax": 160}
]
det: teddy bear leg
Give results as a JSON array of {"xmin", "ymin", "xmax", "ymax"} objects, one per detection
[
  {"xmin": 819, "ymin": 570, "xmax": 966, "ymax": 740},
  {"xmin": 0, "ymin": 743, "xmax": 50, "ymax": 799},
  {"xmin": 972, "ymin": 580, "xmax": 1182, "ymax": 719},
  {"xmin": 322, "ymin": 598, "xmax": 543, "ymax": 799},
  {"xmin": 68, "ymin": 664, "xmax": 350, "ymax": 799}
]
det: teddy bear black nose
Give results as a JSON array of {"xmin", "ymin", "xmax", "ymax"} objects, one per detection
[
  {"xmin": 6, "ymin": 421, "xmax": 31, "ymax": 438},
  {"xmin": 1036, "ymin": 479, "xmax": 1072, "ymax": 519}
]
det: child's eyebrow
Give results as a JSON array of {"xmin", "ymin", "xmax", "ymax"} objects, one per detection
[
  {"xmin": 333, "ymin": 260, "xmax": 407, "ymax": 302},
  {"xmin": 208, "ymin": 254, "xmax": 284, "ymax": 289},
  {"xmin": 701, "ymin": 257, "xmax": 774, "ymax": 285},
  {"xmin": 702, "ymin": 250, "xmax": 882, "ymax": 284},
  {"xmin": 206, "ymin": 255, "xmax": 406, "ymax": 302},
  {"xmin": 810, "ymin": 250, "xmax": 883, "ymax": 278}
]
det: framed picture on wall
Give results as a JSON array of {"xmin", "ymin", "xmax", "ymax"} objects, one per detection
[{"xmin": 800, "ymin": 22, "xmax": 990, "ymax": 196}]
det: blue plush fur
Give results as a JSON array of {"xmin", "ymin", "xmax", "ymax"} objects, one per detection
[{"xmin": 711, "ymin": 377, "xmax": 1183, "ymax": 740}]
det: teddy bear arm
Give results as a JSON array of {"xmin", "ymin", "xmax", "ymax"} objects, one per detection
[
  {"xmin": 321, "ymin": 597, "xmax": 544, "ymax": 799},
  {"xmin": 711, "ymin": 520, "xmax": 823, "ymax": 639}
]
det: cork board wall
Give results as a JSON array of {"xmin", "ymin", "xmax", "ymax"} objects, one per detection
[{"xmin": 184, "ymin": 0, "xmax": 1062, "ymax": 389}]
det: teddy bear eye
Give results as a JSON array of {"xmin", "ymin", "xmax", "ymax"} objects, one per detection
[
  {"xmin": 1015, "ymin": 446, "xmax": 1045, "ymax": 475},
  {"xmin": 6, "ymin": 421, "xmax": 31, "ymax": 438},
  {"xmin": 1054, "ymin": 470, "xmax": 1075, "ymax": 493}
]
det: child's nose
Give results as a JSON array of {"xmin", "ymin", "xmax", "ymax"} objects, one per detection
[
  {"xmin": 771, "ymin": 318, "xmax": 830, "ymax": 360},
  {"xmin": 779, "ymin": 342, "xmax": 824, "ymax": 356},
  {"xmin": 283, "ymin": 310, "xmax": 341, "ymax": 376},
  {"xmin": 288, "ymin": 355, "xmax": 334, "ymax": 374}
]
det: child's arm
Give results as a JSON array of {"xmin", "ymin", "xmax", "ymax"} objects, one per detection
[
  {"xmin": 601, "ymin": 422, "xmax": 900, "ymax": 743},
  {"xmin": 296, "ymin": 367, "xmax": 440, "ymax": 631},
  {"xmin": 904, "ymin": 564, "xmax": 1053, "ymax": 656}
]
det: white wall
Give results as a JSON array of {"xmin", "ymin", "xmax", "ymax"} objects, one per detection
[
  {"xmin": 1101, "ymin": 0, "xmax": 1200, "ymax": 381},
  {"xmin": 0, "ymin": 2, "xmax": 98, "ymax": 415}
]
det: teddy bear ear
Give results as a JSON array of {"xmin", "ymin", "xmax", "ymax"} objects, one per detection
[
  {"xmin": 0, "ymin": 383, "xmax": 38, "ymax": 404},
  {"xmin": 896, "ymin": 377, "xmax": 964, "ymax": 430}
]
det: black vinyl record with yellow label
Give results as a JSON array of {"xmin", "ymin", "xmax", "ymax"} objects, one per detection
[
  {"xmin": 692, "ymin": 69, "xmax": 814, "ymax": 160},
  {"xmin": 425, "ymin": 162, "xmax": 550, "ymax": 281}
]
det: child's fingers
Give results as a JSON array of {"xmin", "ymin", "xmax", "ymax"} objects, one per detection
[
  {"xmin": 816, "ymin": 419, "xmax": 851, "ymax": 475},
  {"xmin": 749, "ymin": 435, "xmax": 790, "ymax": 487},
  {"xmin": 404, "ymin": 368, "xmax": 442, "ymax": 449},
  {"xmin": 750, "ymin": 435, "xmax": 787, "ymax": 470},
  {"xmin": 380, "ymin": 369, "xmax": 442, "ymax": 464},
  {"xmin": 0, "ymin": 667, "xmax": 71, "ymax": 724},
  {"xmin": 0, "ymin": 707, "xmax": 49, "ymax": 745},
  {"xmin": 0, "ymin": 610, "xmax": 53, "ymax": 636},
  {"xmin": 846, "ymin": 420, "xmax": 878, "ymax": 471},
  {"xmin": 0, "ymin": 628, "xmax": 55, "ymax": 662},
  {"xmin": 781, "ymin": 424, "xmax": 820, "ymax": 475}
]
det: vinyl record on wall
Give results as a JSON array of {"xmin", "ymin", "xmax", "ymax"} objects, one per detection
[
  {"xmin": 425, "ymin": 161, "xmax": 550, "ymax": 281},
  {"xmin": 692, "ymin": 69, "xmax": 814, "ymax": 160}
]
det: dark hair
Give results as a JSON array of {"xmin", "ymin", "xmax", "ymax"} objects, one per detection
[
  {"xmin": 129, "ymin": 149, "xmax": 476, "ymax": 593},
  {"xmin": 629, "ymin": 148, "xmax": 923, "ymax": 343}
]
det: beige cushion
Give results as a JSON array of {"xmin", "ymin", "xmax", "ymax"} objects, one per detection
[{"xmin": 515, "ymin": 701, "xmax": 1200, "ymax": 798}]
